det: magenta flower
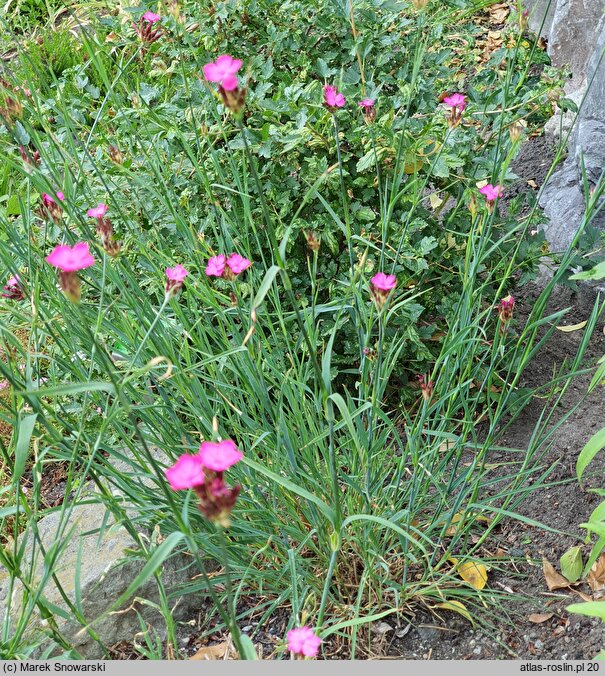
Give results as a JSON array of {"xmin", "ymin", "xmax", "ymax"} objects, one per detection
[
  {"xmin": 323, "ymin": 85, "xmax": 346, "ymax": 109},
  {"xmin": 42, "ymin": 191, "xmax": 64, "ymax": 206},
  {"xmin": 226, "ymin": 253, "xmax": 251, "ymax": 275},
  {"xmin": 198, "ymin": 439, "xmax": 243, "ymax": 472},
  {"xmin": 166, "ymin": 264, "xmax": 188, "ymax": 282},
  {"xmin": 165, "ymin": 454, "xmax": 205, "ymax": 491},
  {"xmin": 479, "ymin": 184, "xmax": 504, "ymax": 203},
  {"xmin": 287, "ymin": 627, "xmax": 322, "ymax": 658},
  {"xmin": 46, "ymin": 242, "xmax": 95, "ymax": 272},
  {"xmin": 165, "ymin": 264, "xmax": 188, "ymax": 298},
  {"xmin": 359, "ymin": 98, "xmax": 375, "ymax": 108},
  {"xmin": 370, "ymin": 272, "xmax": 397, "ymax": 291},
  {"xmin": 87, "ymin": 203, "xmax": 108, "ymax": 219},
  {"xmin": 443, "ymin": 93, "xmax": 467, "ymax": 111},
  {"xmin": 46, "ymin": 242, "xmax": 95, "ymax": 302},
  {"xmin": 2, "ymin": 274, "xmax": 24, "ymax": 301},
  {"xmin": 205, "ymin": 254, "xmax": 226, "ymax": 277},
  {"xmin": 142, "ymin": 11, "xmax": 161, "ymax": 22},
  {"xmin": 203, "ymin": 55, "xmax": 243, "ymax": 92}
]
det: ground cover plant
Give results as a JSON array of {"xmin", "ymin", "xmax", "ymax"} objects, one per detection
[{"xmin": 0, "ymin": 0, "xmax": 602, "ymax": 660}]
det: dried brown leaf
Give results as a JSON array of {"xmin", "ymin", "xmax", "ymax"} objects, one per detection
[
  {"xmin": 190, "ymin": 642, "xmax": 230, "ymax": 660},
  {"xmin": 543, "ymin": 559, "xmax": 570, "ymax": 591},
  {"xmin": 529, "ymin": 612, "xmax": 554, "ymax": 624},
  {"xmin": 587, "ymin": 553, "xmax": 605, "ymax": 592}
]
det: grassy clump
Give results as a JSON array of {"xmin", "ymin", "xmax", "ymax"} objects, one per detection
[{"xmin": 0, "ymin": 0, "xmax": 600, "ymax": 660}]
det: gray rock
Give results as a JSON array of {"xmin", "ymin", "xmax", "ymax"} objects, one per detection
[
  {"xmin": 0, "ymin": 447, "xmax": 212, "ymax": 658},
  {"xmin": 543, "ymin": 88, "xmax": 584, "ymax": 141},
  {"xmin": 525, "ymin": 0, "xmax": 557, "ymax": 37},
  {"xmin": 548, "ymin": 1, "xmax": 605, "ymax": 91},
  {"xmin": 539, "ymin": 19, "xmax": 605, "ymax": 250}
]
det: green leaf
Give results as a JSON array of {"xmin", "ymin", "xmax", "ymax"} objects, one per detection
[
  {"xmin": 16, "ymin": 382, "xmax": 116, "ymax": 398},
  {"xmin": 577, "ymin": 427, "xmax": 605, "ymax": 481},
  {"xmin": 560, "ymin": 546, "xmax": 583, "ymax": 583},
  {"xmin": 569, "ymin": 261, "xmax": 605, "ymax": 281},
  {"xmin": 238, "ymin": 634, "xmax": 258, "ymax": 659},
  {"xmin": 242, "ymin": 456, "xmax": 335, "ymax": 525},
  {"xmin": 567, "ymin": 602, "xmax": 605, "ymax": 620},
  {"xmin": 13, "ymin": 413, "xmax": 37, "ymax": 484},
  {"xmin": 252, "ymin": 265, "xmax": 281, "ymax": 310}
]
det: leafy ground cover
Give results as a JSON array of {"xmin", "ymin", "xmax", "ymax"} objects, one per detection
[{"xmin": 0, "ymin": 0, "xmax": 603, "ymax": 660}]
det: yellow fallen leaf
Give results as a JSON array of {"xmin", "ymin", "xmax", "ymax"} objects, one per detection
[
  {"xmin": 435, "ymin": 600, "xmax": 474, "ymax": 625},
  {"xmin": 556, "ymin": 321, "xmax": 588, "ymax": 332},
  {"xmin": 451, "ymin": 558, "xmax": 488, "ymax": 589}
]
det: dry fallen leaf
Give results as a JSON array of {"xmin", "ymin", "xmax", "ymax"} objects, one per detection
[
  {"xmin": 556, "ymin": 321, "xmax": 588, "ymax": 333},
  {"xmin": 587, "ymin": 553, "xmax": 605, "ymax": 593},
  {"xmin": 190, "ymin": 642, "xmax": 230, "ymax": 660},
  {"xmin": 435, "ymin": 600, "xmax": 474, "ymax": 624},
  {"xmin": 543, "ymin": 559, "xmax": 570, "ymax": 591},
  {"xmin": 451, "ymin": 558, "xmax": 488, "ymax": 590},
  {"xmin": 527, "ymin": 179, "xmax": 539, "ymax": 189},
  {"xmin": 489, "ymin": 3, "xmax": 509, "ymax": 23},
  {"xmin": 529, "ymin": 612, "xmax": 554, "ymax": 624}
]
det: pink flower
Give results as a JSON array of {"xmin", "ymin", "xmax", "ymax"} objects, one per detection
[
  {"xmin": 359, "ymin": 98, "xmax": 375, "ymax": 108},
  {"xmin": 6, "ymin": 275, "xmax": 19, "ymax": 286},
  {"xmin": 323, "ymin": 85, "xmax": 346, "ymax": 109},
  {"xmin": 479, "ymin": 184, "xmax": 504, "ymax": 202},
  {"xmin": 287, "ymin": 627, "xmax": 322, "ymax": 658},
  {"xmin": 0, "ymin": 380, "xmax": 8, "ymax": 390},
  {"xmin": 45, "ymin": 242, "xmax": 95, "ymax": 272},
  {"xmin": 203, "ymin": 55, "xmax": 243, "ymax": 92},
  {"xmin": 142, "ymin": 11, "xmax": 161, "ymax": 22},
  {"xmin": 443, "ymin": 93, "xmax": 467, "ymax": 111},
  {"xmin": 226, "ymin": 253, "xmax": 251, "ymax": 275},
  {"xmin": 42, "ymin": 191, "xmax": 64, "ymax": 206},
  {"xmin": 198, "ymin": 439, "xmax": 243, "ymax": 472},
  {"xmin": 2, "ymin": 274, "xmax": 24, "ymax": 301},
  {"xmin": 370, "ymin": 272, "xmax": 397, "ymax": 291},
  {"xmin": 205, "ymin": 254, "xmax": 226, "ymax": 277},
  {"xmin": 165, "ymin": 454, "xmax": 205, "ymax": 491},
  {"xmin": 87, "ymin": 203, "xmax": 108, "ymax": 219},
  {"xmin": 166, "ymin": 264, "xmax": 188, "ymax": 282}
]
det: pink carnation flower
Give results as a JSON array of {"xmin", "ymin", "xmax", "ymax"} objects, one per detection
[
  {"xmin": 142, "ymin": 11, "xmax": 161, "ymax": 22},
  {"xmin": 87, "ymin": 203, "xmax": 108, "ymax": 219},
  {"xmin": 198, "ymin": 439, "xmax": 243, "ymax": 472},
  {"xmin": 165, "ymin": 454, "xmax": 205, "ymax": 491},
  {"xmin": 226, "ymin": 253, "xmax": 251, "ymax": 275},
  {"xmin": 6, "ymin": 275, "xmax": 20, "ymax": 287},
  {"xmin": 42, "ymin": 191, "xmax": 65, "ymax": 206},
  {"xmin": 206, "ymin": 254, "xmax": 226, "ymax": 277},
  {"xmin": 166, "ymin": 264, "xmax": 188, "ymax": 282},
  {"xmin": 323, "ymin": 85, "xmax": 345, "ymax": 109},
  {"xmin": 443, "ymin": 93, "xmax": 467, "ymax": 111},
  {"xmin": 479, "ymin": 184, "xmax": 504, "ymax": 202},
  {"xmin": 45, "ymin": 242, "xmax": 95, "ymax": 272},
  {"xmin": 203, "ymin": 55, "xmax": 243, "ymax": 92},
  {"xmin": 370, "ymin": 272, "xmax": 397, "ymax": 291},
  {"xmin": 359, "ymin": 98, "xmax": 375, "ymax": 108},
  {"xmin": 287, "ymin": 627, "xmax": 322, "ymax": 658}
]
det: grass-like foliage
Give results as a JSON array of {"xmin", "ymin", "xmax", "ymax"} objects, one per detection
[{"xmin": 0, "ymin": 0, "xmax": 601, "ymax": 659}]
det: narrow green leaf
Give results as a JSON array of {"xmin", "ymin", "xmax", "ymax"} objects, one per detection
[
  {"xmin": 16, "ymin": 382, "xmax": 116, "ymax": 398},
  {"xmin": 567, "ymin": 602, "xmax": 605, "ymax": 620},
  {"xmin": 242, "ymin": 456, "xmax": 335, "ymax": 524},
  {"xmin": 577, "ymin": 427, "xmax": 605, "ymax": 481},
  {"xmin": 13, "ymin": 413, "xmax": 37, "ymax": 484},
  {"xmin": 252, "ymin": 265, "xmax": 281, "ymax": 310}
]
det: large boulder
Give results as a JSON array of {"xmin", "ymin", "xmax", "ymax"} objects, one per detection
[
  {"xmin": 0, "ymin": 449, "xmax": 208, "ymax": 658},
  {"xmin": 523, "ymin": 1, "xmax": 605, "ymax": 250}
]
